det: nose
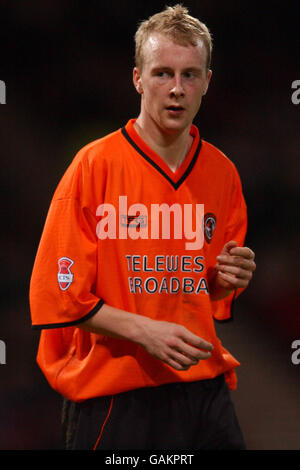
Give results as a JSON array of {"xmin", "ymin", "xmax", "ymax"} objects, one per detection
[{"xmin": 169, "ymin": 75, "xmax": 185, "ymax": 98}]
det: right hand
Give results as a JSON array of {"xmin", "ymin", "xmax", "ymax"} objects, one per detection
[{"xmin": 139, "ymin": 319, "xmax": 214, "ymax": 371}]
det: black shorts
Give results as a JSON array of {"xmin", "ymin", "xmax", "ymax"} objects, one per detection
[{"xmin": 62, "ymin": 374, "xmax": 246, "ymax": 450}]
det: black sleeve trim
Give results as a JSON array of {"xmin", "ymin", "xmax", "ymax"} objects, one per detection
[{"xmin": 31, "ymin": 299, "xmax": 104, "ymax": 330}]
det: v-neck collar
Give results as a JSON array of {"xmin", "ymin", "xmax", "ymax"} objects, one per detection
[{"xmin": 121, "ymin": 119, "xmax": 202, "ymax": 191}]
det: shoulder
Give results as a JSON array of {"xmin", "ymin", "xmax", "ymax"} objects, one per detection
[
  {"xmin": 201, "ymin": 139, "xmax": 238, "ymax": 172},
  {"xmin": 52, "ymin": 127, "xmax": 125, "ymax": 200},
  {"xmin": 200, "ymin": 139, "xmax": 243, "ymax": 185},
  {"xmin": 73, "ymin": 127, "xmax": 124, "ymax": 168}
]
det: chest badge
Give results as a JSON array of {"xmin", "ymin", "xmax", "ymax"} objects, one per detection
[{"xmin": 204, "ymin": 213, "xmax": 217, "ymax": 243}]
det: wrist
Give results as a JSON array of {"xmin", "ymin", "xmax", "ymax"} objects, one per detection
[
  {"xmin": 210, "ymin": 287, "xmax": 234, "ymax": 301},
  {"xmin": 129, "ymin": 314, "xmax": 152, "ymax": 347},
  {"xmin": 209, "ymin": 270, "xmax": 234, "ymax": 300}
]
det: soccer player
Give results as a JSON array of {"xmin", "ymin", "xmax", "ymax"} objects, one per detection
[{"xmin": 30, "ymin": 5, "xmax": 256, "ymax": 450}]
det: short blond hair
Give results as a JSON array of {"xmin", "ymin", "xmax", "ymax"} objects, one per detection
[{"xmin": 134, "ymin": 4, "xmax": 213, "ymax": 71}]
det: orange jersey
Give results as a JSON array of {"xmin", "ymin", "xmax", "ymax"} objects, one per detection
[{"xmin": 30, "ymin": 119, "xmax": 247, "ymax": 402}]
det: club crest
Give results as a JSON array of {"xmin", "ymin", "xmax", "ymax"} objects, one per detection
[
  {"xmin": 57, "ymin": 257, "xmax": 74, "ymax": 290},
  {"xmin": 204, "ymin": 213, "xmax": 217, "ymax": 243}
]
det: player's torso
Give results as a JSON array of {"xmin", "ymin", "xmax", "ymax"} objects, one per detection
[{"xmin": 83, "ymin": 121, "xmax": 236, "ymax": 328}]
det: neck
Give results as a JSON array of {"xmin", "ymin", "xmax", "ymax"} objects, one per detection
[{"xmin": 134, "ymin": 116, "xmax": 193, "ymax": 173}]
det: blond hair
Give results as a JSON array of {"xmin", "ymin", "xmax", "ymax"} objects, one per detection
[{"xmin": 134, "ymin": 4, "xmax": 213, "ymax": 71}]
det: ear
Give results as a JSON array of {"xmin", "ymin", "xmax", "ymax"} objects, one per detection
[
  {"xmin": 203, "ymin": 69, "xmax": 212, "ymax": 96},
  {"xmin": 133, "ymin": 67, "xmax": 143, "ymax": 94}
]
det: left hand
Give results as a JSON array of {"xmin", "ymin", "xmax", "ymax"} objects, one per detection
[{"xmin": 214, "ymin": 240, "xmax": 256, "ymax": 293}]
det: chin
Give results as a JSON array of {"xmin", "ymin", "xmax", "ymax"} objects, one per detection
[{"xmin": 162, "ymin": 120, "xmax": 189, "ymax": 134}]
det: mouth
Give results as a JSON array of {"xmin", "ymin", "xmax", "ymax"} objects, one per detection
[
  {"xmin": 166, "ymin": 105, "xmax": 185, "ymax": 111},
  {"xmin": 165, "ymin": 105, "xmax": 185, "ymax": 116}
]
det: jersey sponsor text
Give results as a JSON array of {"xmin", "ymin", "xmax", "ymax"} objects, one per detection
[{"xmin": 126, "ymin": 254, "xmax": 209, "ymax": 295}]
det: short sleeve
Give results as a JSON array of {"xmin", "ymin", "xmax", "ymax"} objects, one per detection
[
  {"xmin": 30, "ymin": 164, "xmax": 103, "ymax": 329},
  {"xmin": 212, "ymin": 167, "xmax": 248, "ymax": 322}
]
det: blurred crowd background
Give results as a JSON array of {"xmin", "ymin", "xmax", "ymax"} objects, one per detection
[{"xmin": 0, "ymin": 0, "xmax": 299, "ymax": 450}]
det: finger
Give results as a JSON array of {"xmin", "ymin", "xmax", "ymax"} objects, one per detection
[
  {"xmin": 169, "ymin": 348, "xmax": 211, "ymax": 369},
  {"xmin": 216, "ymin": 255, "xmax": 256, "ymax": 271},
  {"xmin": 217, "ymin": 271, "xmax": 249, "ymax": 288},
  {"xmin": 229, "ymin": 246, "xmax": 255, "ymax": 260},
  {"xmin": 177, "ymin": 340, "xmax": 213, "ymax": 361},
  {"xmin": 222, "ymin": 240, "xmax": 238, "ymax": 254},
  {"xmin": 170, "ymin": 350, "xmax": 199, "ymax": 367},
  {"xmin": 215, "ymin": 264, "xmax": 253, "ymax": 280},
  {"xmin": 159, "ymin": 350, "xmax": 190, "ymax": 371},
  {"xmin": 179, "ymin": 330, "xmax": 214, "ymax": 351},
  {"xmin": 166, "ymin": 357, "xmax": 191, "ymax": 371},
  {"xmin": 184, "ymin": 349, "xmax": 212, "ymax": 361}
]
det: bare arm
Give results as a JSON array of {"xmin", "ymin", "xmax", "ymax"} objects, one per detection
[{"xmin": 80, "ymin": 303, "xmax": 213, "ymax": 371}]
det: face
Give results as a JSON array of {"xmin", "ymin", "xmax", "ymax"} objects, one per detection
[{"xmin": 133, "ymin": 33, "xmax": 212, "ymax": 136}]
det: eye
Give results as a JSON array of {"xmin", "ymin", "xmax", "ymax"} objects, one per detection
[
  {"xmin": 157, "ymin": 71, "xmax": 168, "ymax": 78},
  {"xmin": 183, "ymin": 71, "xmax": 194, "ymax": 79},
  {"xmin": 153, "ymin": 69, "xmax": 172, "ymax": 78}
]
